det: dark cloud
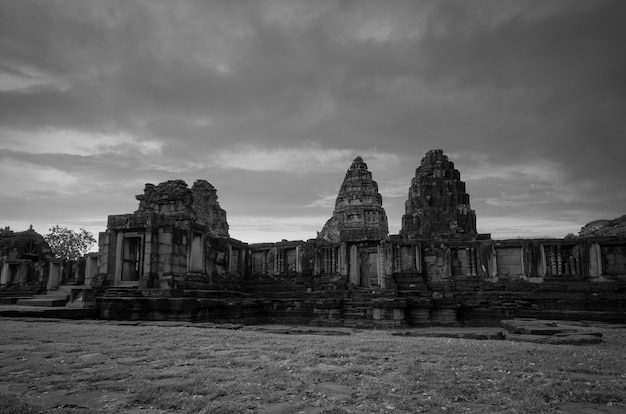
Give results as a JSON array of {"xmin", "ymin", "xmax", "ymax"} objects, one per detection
[{"xmin": 0, "ymin": 0, "xmax": 624, "ymax": 240}]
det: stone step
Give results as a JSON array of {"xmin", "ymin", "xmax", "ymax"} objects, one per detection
[
  {"xmin": 0, "ymin": 296, "xmax": 33, "ymax": 305},
  {"xmin": 32, "ymin": 293, "xmax": 70, "ymax": 300},
  {"xmin": 16, "ymin": 297, "xmax": 69, "ymax": 307},
  {"xmin": 102, "ymin": 288, "xmax": 142, "ymax": 297}
]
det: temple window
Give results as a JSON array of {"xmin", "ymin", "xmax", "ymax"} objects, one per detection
[
  {"xmin": 544, "ymin": 245, "xmax": 579, "ymax": 275},
  {"xmin": 451, "ymin": 248, "xmax": 478, "ymax": 276},
  {"xmin": 399, "ymin": 246, "xmax": 416, "ymax": 272},
  {"xmin": 321, "ymin": 247, "xmax": 338, "ymax": 274},
  {"xmin": 601, "ymin": 244, "xmax": 626, "ymax": 276},
  {"xmin": 277, "ymin": 248, "xmax": 297, "ymax": 273},
  {"xmin": 252, "ymin": 251, "xmax": 267, "ymax": 275}
]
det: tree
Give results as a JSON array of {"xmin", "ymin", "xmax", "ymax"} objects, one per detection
[{"xmin": 44, "ymin": 226, "xmax": 96, "ymax": 260}]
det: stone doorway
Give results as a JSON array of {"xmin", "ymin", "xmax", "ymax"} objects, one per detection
[
  {"xmin": 115, "ymin": 233, "xmax": 143, "ymax": 285},
  {"xmin": 359, "ymin": 247, "xmax": 379, "ymax": 288}
]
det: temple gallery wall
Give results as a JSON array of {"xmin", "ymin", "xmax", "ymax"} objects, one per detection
[{"xmin": 2, "ymin": 150, "xmax": 625, "ymax": 326}]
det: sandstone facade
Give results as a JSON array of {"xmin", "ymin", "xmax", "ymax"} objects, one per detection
[
  {"xmin": 11, "ymin": 149, "xmax": 623, "ymax": 326},
  {"xmin": 401, "ymin": 149, "xmax": 477, "ymax": 241},
  {"xmin": 97, "ymin": 179, "xmax": 243, "ymax": 293},
  {"xmin": 135, "ymin": 179, "xmax": 229, "ymax": 238},
  {"xmin": 0, "ymin": 227, "xmax": 53, "ymax": 296},
  {"xmin": 318, "ymin": 156, "xmax": 389, "ymax": 242}
]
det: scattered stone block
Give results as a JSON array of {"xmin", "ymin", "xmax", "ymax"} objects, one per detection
[
  {"xmin": 506, "ymin": 333, "xmax": 603, "ymax": 345},
  {"xmin": 501, "ymin": 318, "xmax": 604, "ymax": 345},
  {"xmin": 391, "ymin": 329, "xmax": 505, "ymax": 340}
]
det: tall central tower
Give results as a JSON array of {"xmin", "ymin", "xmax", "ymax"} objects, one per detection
[
  {"xmin": 401, "ymin": 149, "xmax": 477, "ymax": 241},
  {"xmin": 318, "ymin": 156, "xmax": 389, "ymax": 242}
]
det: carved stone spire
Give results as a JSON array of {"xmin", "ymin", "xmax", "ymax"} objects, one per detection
[
  {"xmin": 401, "ymin": 149, "xmax": 476, "ymax": 241},
  {"xmin": 135, "ymin": 179, "xmax": 229, "ymax": 237},
  {"xmin": 318, "ymin": 156, "xmax": 389, "ymax": 242}
]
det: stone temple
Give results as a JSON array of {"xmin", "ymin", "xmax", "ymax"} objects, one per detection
[
  {"xmin": 401, "ymin": 149, "xmax": 477, "ymax": 241},
  {"xmin": 2, "ymin": 149, "xmax": 625, "ymax": 327},
  {"xmin": 318, "ymin": 156, "xmax": 389, "ymax": 242}
]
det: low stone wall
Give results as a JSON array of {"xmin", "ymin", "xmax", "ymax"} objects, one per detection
[{"xmin": 96, "ymin": 236, "xmax": 626, "ymax": 326}]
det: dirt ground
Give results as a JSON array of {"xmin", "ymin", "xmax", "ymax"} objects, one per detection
[{"xmin": 1, "ymin": 318, "xmax": 625, "ymax": 414}]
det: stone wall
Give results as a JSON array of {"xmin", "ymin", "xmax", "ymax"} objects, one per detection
[
  {"xmin": 97, "ymin": 235, "xmax": 626, "ymax": 325},
  {"xmin": 92, "ymin": 156, "xmax": 626, "ymax": 326}
]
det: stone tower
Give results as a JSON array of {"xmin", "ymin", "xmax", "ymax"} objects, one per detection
[
  {"xmin": 135, "ymin": 179, "xmax": 229, "ymax": 238},
  {"xmin": 401, "ymin": 149, "xmax": 476, "ymax": 241},
  {"xmin": 318, "ymin": 156, "xmax": 389, "ymax": 242}
]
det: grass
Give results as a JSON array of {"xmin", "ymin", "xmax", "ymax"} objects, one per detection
[{"xmin": 0, "ymin": 319, "xmax": 625, "ymax": 413}]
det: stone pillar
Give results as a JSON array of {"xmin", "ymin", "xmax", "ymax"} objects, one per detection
[
  {"xmin": 47, "ymin": 261, "xmax": 62, "ymax": 291},
  {"xmin": 537, "ymin": 244, "xmax": 547, "ymax": 277},
  {"xmin": 385, "ymin": 241, "xmax": 394, "ymax": 276},
  {"xmin": 415, "ymin": 244, "xmax": 423, "ymax": 273},
  {"xmin": 313, "ymin": 247, "xmax": 321, "ymax": 275},
  {"xmin": 340, "ymin": 243, "xmax": 348, "ymax": 276},
  {"xmin": 273, "ymin": 247, "xmax": 279, "ymax": 276},
  {"xmin": 378, "ymin": 242, "xmax": 385, "ymax": 288},
  {"xmin": 0, "ymin": 263, "xmax": 8, "ymax": 285},
  {"xmin": 349, "ymin": 245, "xmax": 359, "ymax": 285},
  {"xmin": 489, "ymin": 245, "xmax": 497, "ymax": 278},
  {"xmin": 589, "ymin": 243, "xmax": 602, "ymax": 277},
  {"xmin": 114, "ymin": 232, "xmax": 124, "ymax": 285},
  {"xmin": 143, "ymin": 229, "xmax": 153, "ymax": 277},
  {"xmin": 443, "ymin": 246, "xmax": 452, "ymax": 278},
  {"xmin": 84, "ymin": 254, "xmax": 99, "ymax": 286},
  {"xmin": 227, "ymin": 243, "xmax": 233, "ymax": 274},
  {"xmin": 296, "ymin": 246, "xmax": 302, "ymax": 273}
]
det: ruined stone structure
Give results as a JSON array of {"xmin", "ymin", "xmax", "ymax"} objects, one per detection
[
  {"xmin": 10, "ymin": 150, "xmax": 623, "ymax": 326},
  {"xmin": 97, "ymin": 179, "xmax": 244, "ymax": 297},
  {"xmin": 0, "ymin": 227, "xmax": 52, "ymax": 297},
  {"xmin": 135, "ymin": 179, "xmax": 229, "ymax": 238},
  {"xmin": 401, "ymin": 149, "xmax": 477, "ymax": 241},
  {"xmin": 318, "ymin": 156, "xmax": 389, "ymax": 242},
  {"xmin": 0, "ymin": 227, "xmax": 99, "ymax": 307}
]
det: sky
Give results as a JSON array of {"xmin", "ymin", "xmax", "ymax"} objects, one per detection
[{"xmin": 1, "ymin": 0, "xmax": 625, "ymax": 246}]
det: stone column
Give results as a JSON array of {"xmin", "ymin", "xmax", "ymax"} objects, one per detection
[
  {"xmin": 340, "ymin": 243, "xmax": 348, "ymax": 276},
  {"xmin": 227, "ymin": 243, "xmax": 233, "ymax": 274},
  {"xmin": 415, "ymin": 244, "xmax": 423, "ymax": 273},
  {"xmin": 489, "ymin": 245, "xmax": 497, "ymax": 278},
  {"xmin": 349, "ymin": 245, "xmax": 359, "ymax": 285},
  {"xmin": 378, "ymin": 242, "xmax": 385, "ymax": 288},
  {"xmin": 296, "ymin": 246, "xmax": 302, "ymax": 273},
  {"xmin": 589, "ymin": 243, "xmax": 602, "ymax": 277},
  {"xmin": 537, "ymin": 244, "xmax": 547, "ymax": 277}
]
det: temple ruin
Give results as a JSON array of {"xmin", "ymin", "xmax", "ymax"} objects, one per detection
[
  {"xmin": 401, "ymin": 149, "xmax": 477, "ymax": 241},
  {"xmin": 318, "ymin": 156, "xmax": 389, "ymax": 243},
  {"xmin": 2, "ymin": 149, "xmax": 625, "ymax": 326},
  {"xmin": 0, "ymin": 227, "xmax": 52, "ymax": 295}
]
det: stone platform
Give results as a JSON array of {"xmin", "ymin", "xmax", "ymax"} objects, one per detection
[{"xmin": 0, "ymin": 305, "xmax": 98, "ymax": 319}]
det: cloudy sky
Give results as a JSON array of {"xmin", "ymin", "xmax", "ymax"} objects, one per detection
[{"xmin": 1, "ymin": 0, "xmax": 625, "ymax": 245}]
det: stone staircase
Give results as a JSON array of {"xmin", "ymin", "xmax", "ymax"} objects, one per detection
[{"xmin": 16, "ymin": 285, "xmax": 75, "ymax": 307}]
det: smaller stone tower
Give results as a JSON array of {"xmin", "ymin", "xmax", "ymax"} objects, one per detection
[
  {"xmin": 135, "ymin": 179, "xmax": 229, "ymax": 238},
  {"xmin": 401, "ymin": 149, "xmax": 476, "ymax": 241},
  {"xmin": 318, "ymin": 156, "xmax": 389, "ymax": 242}
]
